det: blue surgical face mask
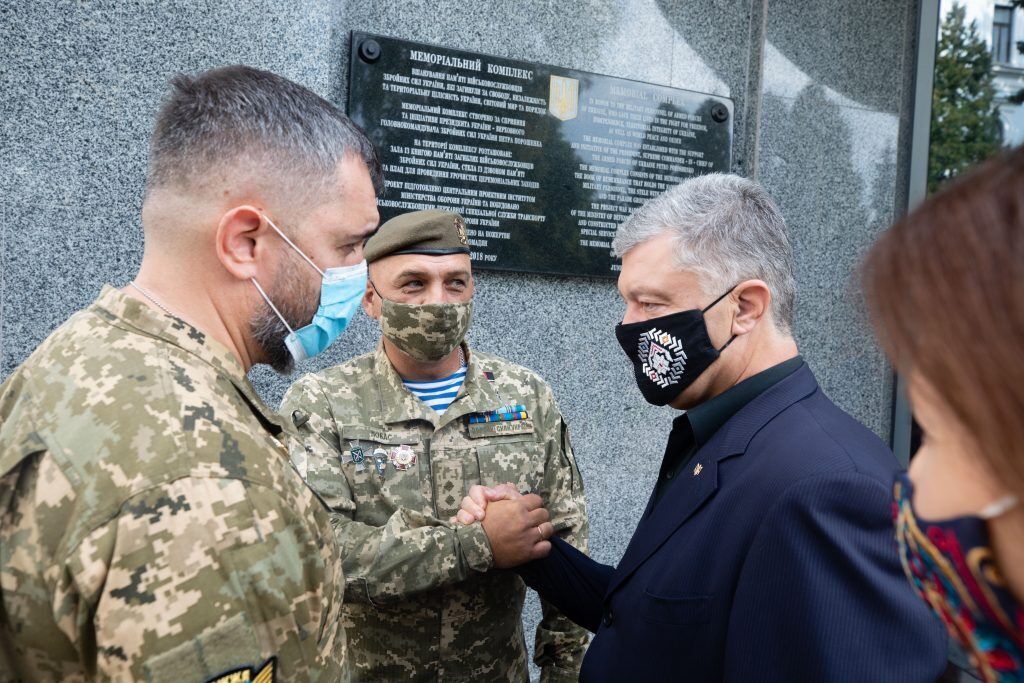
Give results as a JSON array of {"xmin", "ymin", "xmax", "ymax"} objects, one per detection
[{"xmin": 251, "ymin": 215, "xmax": 368, "ymax": 363}]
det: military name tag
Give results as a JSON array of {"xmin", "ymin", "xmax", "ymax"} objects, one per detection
[
  {"xmin": 468, "ymin": 419, "xmax": 535, "ymax": 439},
  {"xmin": 342, "ymin": 427, "xmax": 415, "ymax": 445},
  {"xmin": 366, "ymin": 429, "xmax": 402, "ymax": 443}
]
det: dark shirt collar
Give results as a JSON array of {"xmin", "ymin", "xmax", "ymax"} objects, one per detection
[{"xmin": 686, "ymin": 355, "xmax": 805, "ymax": 448}]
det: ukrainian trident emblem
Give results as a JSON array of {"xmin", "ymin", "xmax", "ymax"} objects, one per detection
[
  {"xmin": 548, "ymin": 75, "xmax": 579, "ymax": 121},
  {"xmin": 637, "ymin": 328, "xmax": 688, "ymax": 388}
]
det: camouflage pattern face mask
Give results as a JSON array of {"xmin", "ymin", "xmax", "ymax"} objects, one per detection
[{"xmin": 379, "ymin": 298, "xmax": 473, "ymax": 362}]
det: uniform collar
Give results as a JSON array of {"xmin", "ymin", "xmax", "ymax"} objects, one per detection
[
  {"xmin": 92, "ymin": 285, "xmax": 286, "ymax": 432},
  {"xmin": 438, "ymin": 345, "xmax": 502, "ymax": 430},
  {"xmin": 373, "ymin": 341, "xmax": 502, "ymax": 430}
]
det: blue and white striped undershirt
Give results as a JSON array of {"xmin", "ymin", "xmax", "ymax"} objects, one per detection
[{"xmin": 402, "ymin": 365, "xmax": 468, "ymax": 414}]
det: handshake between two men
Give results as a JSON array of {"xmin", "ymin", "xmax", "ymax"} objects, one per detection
[{"xmin": 452, "ymin": 484, "xmax": 553, "ymax": 568}]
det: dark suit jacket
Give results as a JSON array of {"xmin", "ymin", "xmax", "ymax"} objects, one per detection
[{"xmin": 518, "ymin": 364, "xmax": 948, "ymax": 682}]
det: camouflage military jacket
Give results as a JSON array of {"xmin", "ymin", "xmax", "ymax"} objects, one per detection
[
  {"xmin": 281, "ymin": 342, "xmax": 589, "ymax": 682},
  {"xmin": 0, "ymin": 286, "xmax": 345, "ymax": 682}
]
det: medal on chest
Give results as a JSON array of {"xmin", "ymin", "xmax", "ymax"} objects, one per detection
[
  {"xmin": 345, "ymin": 440, "xmax": 367, "ymax": 472},
  {"xmin": 372, "ymin": 448, "xmax": 389, "ymax": 479},
  {"xmin": 389, "ymin": 444, "xmax": 418, "ymax": 471}
]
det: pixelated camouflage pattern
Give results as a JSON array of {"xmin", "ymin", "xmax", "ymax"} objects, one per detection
[
  {"xmin": 379, "ymin": 300, "xmax": 473, "ymax": 362},
  {"xmin": 281, "ymin": 342, "xmax": 589, "ymax": 682},
  {"xmin": 0, "ymin": 286, "xmax": 346, "ymax": 682}
]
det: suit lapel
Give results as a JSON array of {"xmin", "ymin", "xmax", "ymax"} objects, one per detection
[
  {"xmin": 606, "ymin": 365, "xmax": 821, "ymax": 597},
  {"xmin": 610, "ymin": 453, "xmax": 723, "ymax": 595}
]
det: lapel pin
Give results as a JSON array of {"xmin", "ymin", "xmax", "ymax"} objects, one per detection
[
  {"xmin": 348, "ymin": 441, "xmax": 366, "ymax": 473},
  {"xmin": 693, "ymin": 463, "xmax": 703, "ymax": 477},
  {"xmin": 372, "ymin": 448, "xmax": 389, "ymax": 479}
]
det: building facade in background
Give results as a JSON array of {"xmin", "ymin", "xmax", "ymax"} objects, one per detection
[{"xmin": 963, "ymin": 0, "xmax": 1024, "ymax": 144}]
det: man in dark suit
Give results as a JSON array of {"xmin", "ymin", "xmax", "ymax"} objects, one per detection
[{"xmin": 458, "ymin": 174, "xmax": 948, "ymax": 681}]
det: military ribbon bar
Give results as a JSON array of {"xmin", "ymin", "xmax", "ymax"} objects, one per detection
[{"xmin": 469, "ymin": 404, "xmax": 529, "ymax": 424}]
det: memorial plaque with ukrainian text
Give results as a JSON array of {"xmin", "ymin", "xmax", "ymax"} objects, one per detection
[{"xmin": 348, "ymin": 32, "xmax": 733, "ymax": 278}]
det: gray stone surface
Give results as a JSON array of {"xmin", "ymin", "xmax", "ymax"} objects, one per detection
[
  {"xmin": 757, "ymin": 0, "xmax": 917, "ymax": 438},
  {"xmin": 657, "ymin": 0, "xmax": 762, "ymax": 172},
  {"xmin": 2, "ymin": 1, "xmax": 924, "ymax": 679},
  {"xmin": 763, "ymin": 0, "xmax": 915, "ymax": 113}
]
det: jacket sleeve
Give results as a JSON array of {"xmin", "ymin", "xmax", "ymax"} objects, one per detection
[
  {"xmin": 518, "ymin": 536, "xmax": 614, "ymax": 634},
  {"xmin": 68, "ymin": 477, "xmax": 345, "ymax": 682},
  {"xmin": 281, "ymin": 375, "xmax": 493, "ymax": 605},
  {"xmin": 532, "ymin": 393, "xmax": 591, "ymax": 682},
  {"xmin": 722, "ymin": 471, "xmax": 949, "ymax": 683}
]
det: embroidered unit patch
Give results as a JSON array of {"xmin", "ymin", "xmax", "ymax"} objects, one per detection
[{"xmin": 207, "ymin": 657, "xmax": 276, "ymax": 683}]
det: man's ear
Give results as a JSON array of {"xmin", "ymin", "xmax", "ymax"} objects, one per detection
[
  {"xmin": 215, "ymin": 205, "xmax": 268, "ymax": 281},
  {"xmin": 362, "ymin": 279, "xmax": 380, "ymax": 320},
  {"xmin": 731, "ymin": 279, "xmax": 772, "ymax": 336}
]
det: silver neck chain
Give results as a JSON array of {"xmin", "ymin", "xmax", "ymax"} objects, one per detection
[
  {"xmin": 129, "ymin": 282, "xmax": 176, "ymax": 319},
  {"xmin": 458, "ymin": 345, "xmax": 466, "ymax": 368}
]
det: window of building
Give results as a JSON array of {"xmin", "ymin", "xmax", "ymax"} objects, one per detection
[{"xmin": 993, "ymin": 5, "xmax": 1014, "ymax": 64}]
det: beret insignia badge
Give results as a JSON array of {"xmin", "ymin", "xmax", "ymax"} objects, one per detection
[{"xmin": 454, "ymin": 216, "xmax": 468, "ymax": 246}]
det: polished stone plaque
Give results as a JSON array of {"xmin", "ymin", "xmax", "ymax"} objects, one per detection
[{"xmin": 348, "ymin": 32, "xmax": 733, "ymax": 278}]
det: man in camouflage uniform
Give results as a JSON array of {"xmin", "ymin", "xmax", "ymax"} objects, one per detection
[
  {"xmin": 0, "ymin": 66, "xmax": 381, "ymax": 681},
  {"xmin": 281, "ymin": 209, "xmax": 589, "ymax": 682}
]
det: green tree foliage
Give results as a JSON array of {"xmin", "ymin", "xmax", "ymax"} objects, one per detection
[{"xmin": 929, "ymin": 3, "xmax": 1002, "ymax": 193}]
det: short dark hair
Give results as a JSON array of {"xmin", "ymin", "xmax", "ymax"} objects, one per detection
[{"xmin": 146, "ymin": 65, "xmax": 382, "ymax": 203}]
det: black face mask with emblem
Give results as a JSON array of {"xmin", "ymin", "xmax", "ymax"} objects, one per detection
[{"xmin": 614, "ymin": 287, "xmax": 735, "ymax": 406}]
